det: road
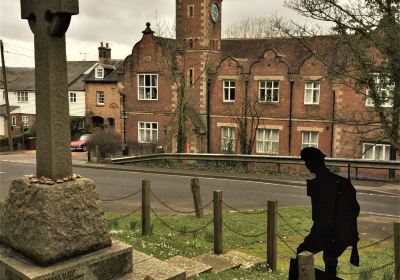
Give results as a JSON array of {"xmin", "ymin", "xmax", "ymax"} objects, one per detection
[{"xmin": 1, "ymin": 153, "xmax": 398, "ymax": 217}]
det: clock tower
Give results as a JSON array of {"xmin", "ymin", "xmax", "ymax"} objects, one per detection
[
  {"xmin": 175, "ymin": 0, "xmax": 223, "ymax": 153},
  {"xmin": 176, "ymin": 0, "xmax": 222, "ymax": 51}
]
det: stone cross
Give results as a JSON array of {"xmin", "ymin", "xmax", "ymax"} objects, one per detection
[{"xmin": 21, "ymin": 0, "xmax": 79, "ymax": 180}]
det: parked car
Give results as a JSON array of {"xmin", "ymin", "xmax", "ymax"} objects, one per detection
[{"xmin": 71, "ymin": 134, "xmax": 93, "ymax": 152}]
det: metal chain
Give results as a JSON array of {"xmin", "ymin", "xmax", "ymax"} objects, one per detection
[
  {"xmin": 222, "ymin": 201, "xmax": 267, "ymax": 215},
  {"xmin": 277, "ymin": 234, "xmax": 297, "ymax": 255},
  {"xmin": 100, "ymin": 189, "xmax": 142, "ymax": 202},
  {"xmin": 150, "ymin": 190, "xmax": 202, "ymax": 214},
  {"xmin": 358, "ymin": 234, "xmax": 394, "ymax": 249},
  {"xmin": 222, "ymin": 220, "xmax": 267, "ymax": 238},
  {"xmin": 277, "ymin": 211, "xmax": 306, "ymax": 238},
  {"xmin": 339, "ymin": 261, "xmax": 394, "ymax": 276},
  {"xmin": 197, "ymin": 200, "xmax": 213, "ymax": 211},
  {"xmin": 150, "ymin": 207, "xmax": 214, "ymax": 234},
  {"xmin": 107, "ymin": 206, "xmax": 142, "ymax": 222}
]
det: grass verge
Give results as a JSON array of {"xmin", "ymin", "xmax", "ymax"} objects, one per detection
[{"xmin": 107, "ymin": 206, "xmax": 394, "ymax": 280}]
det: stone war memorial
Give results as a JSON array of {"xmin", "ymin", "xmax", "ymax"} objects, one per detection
[{"xmin": 0, "ymin": 1, "xmax": 133, "ymax": 279}]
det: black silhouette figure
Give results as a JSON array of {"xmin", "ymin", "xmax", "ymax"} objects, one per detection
[{"xmin": 289, "ymin": 147, "xmax": 360, "ymax": 280}]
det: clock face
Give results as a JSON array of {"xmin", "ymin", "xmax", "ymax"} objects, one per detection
[{"xmin": 211, "ymin": 3, "xmax": 219, "ymax": 23}]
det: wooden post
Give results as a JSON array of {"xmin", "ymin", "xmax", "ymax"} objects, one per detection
[
  {"xmin": 267, "ymin": 200, "xmax": 277, "ymax": 271},
  {"xmin": 87, "ymin": 150, "xmax": 91, "ymax": 162},
  {"xmin": 191, "ymin": 178, "xmax": 204, "ymax": 218},
  {"xmin": 395, "ymin": 222, "xmax": 400, "ymax": 280},
  {"xmin": 298, "ymin": 251, "xmax": 316, "ymax": 280},
  {"xmin": 142, "ymin": 180, "xmax": 151, "ymax": 236},
  {"xmin": 213, "ymin": 190, "xmax": 223, "ymax": 254}
]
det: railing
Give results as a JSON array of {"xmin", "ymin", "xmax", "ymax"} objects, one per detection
[{"xmin": 111, "ymin": 153, "xmax": 400, "ymax": 181}]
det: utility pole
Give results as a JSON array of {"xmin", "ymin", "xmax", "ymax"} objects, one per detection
[
  {"xmin": 79, "ymin": 52, "xmax": 89, "ymax": 61},
  {"xmin": 0, "ymin": 40, "xmax": 14, "ymax": 151}
]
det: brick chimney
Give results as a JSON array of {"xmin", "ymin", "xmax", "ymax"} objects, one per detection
[{"xmin": 98, "ymin": 42, "xmax": 111, "ymax": 64}]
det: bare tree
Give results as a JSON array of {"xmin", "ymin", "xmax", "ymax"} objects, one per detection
[
  {"xmin": 225, "ymin": 83, "xmax": 268, "ymax": 154},
  {"xmin": 272, "ymin": 0, "xmax": 400, "ymax": 161},
  {"xmin": 224, "ymin": 16, "xmax": 282, "ymax": 39},
  {"xmin": 153, "ymin": 16, "xmax": 215, "ymax": 153}
]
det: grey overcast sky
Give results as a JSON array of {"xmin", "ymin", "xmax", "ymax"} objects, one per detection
[{"xmin": 0, "ymin": 0, "xmax": 308, "ymax": 67}]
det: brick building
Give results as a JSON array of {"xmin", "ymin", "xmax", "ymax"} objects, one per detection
[
  {"xmin": 123, "ymin": 0, "xmax": 397, "ymax": 160},
  {"xmin": 84, "ymin": 42, "xmax": 123, "ymax": 137}
]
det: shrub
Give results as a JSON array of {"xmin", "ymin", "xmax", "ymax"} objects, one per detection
[
  {"xmin": 127, "ymin": 140, "xmax": 164, "ymax": 155},
  {"xmin": 0, "ymin": 122, "xmax": 36, "ymax": 148},
  {"xmin": 87, "ymin": 129, "xmax": 121, "ymax": 159}
]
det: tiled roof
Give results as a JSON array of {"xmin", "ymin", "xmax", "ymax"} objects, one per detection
[
  {"xmin": 3, "ymin": 61, "xmax": 96, "ymax": 91},
  {"xmin": 84, "ymin": 59, "xmax": 123, "ymax": 83}
]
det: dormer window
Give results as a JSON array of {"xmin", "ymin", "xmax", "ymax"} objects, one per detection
[{"xmin": 95, "ymin": 67, "xmax": 104, "ymax": 79}]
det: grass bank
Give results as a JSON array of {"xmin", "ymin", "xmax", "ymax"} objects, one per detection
[{"xmin": 107, "ymin": 206, "xmax": 394, "ymax": 280}]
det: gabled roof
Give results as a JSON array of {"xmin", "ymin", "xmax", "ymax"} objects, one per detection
[
  {"xmin": 84, "ymin": 60, "xmax": 123, "ymax": 83},
  {"xmin": 0, "ymin": 104, "xmax": 20, "ymax": 116},
  {"xmin": 2, "ymin": 61, "xmax": 97, "ymax": 91}
]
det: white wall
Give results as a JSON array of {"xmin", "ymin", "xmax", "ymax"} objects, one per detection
[
  {"xmin": 0, "ymin": 116, "xmax": 4, "ymax": 136},
  {"xmin": 0, "ymin": 90, "xmax": 36, "ymax": 114},
  {"xmin": 69, "ymin": 91, "xmax": 85, "ymax": 117}
]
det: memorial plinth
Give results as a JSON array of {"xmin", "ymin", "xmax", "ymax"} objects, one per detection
[
  {"xmin": 0, "ymin": 178, "xmax": 112, "ymax": 265},
  {"xmin": 0, "ymin": 239, "xmax": 132, "ymax": 280}
]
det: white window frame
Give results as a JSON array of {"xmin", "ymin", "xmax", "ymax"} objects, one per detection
[
  {"xmin": 304, "ymin": 81, "xmax": 320, "ymax": 105},
  {"xmin": 365, "ymin": 74, "xmax": 393, "ymax": 108},
  {"xmin": 137, "ymin": 74, "xmax": 158, "ymax": 100},
  {"xmin": 17, "ymin": 91, "xmax": 28, "ymax": 103},
  {"xmin": 256, "ymin": 129, "xmax": 279, "ymax": 154},
  {"xmin": 22, "ymin": 116, "xmax": 29, "ymax": 126},
  {"xmin": 223, "ymin": 80, "xmax": 236, "ymax": 102},
  {"xmin": 69, "ymin": 92, "xmax": 77, "ymax": 103},
  {"xmin": 95, "ymin": 67, "xmax": 104, "ymax": 79},
  {"xmin": 221, "ymin": 126, "xmax": 235, "ymax": 152},
  {"xmin": 259, "ymin": 81, "xmax": 279, "ymax": 103},
  {"xmin": 138, "ymin": 122, "xmax": 158, "ymax": 143},
  {"xmin": 11, "ymin": 116, "xmax": 17, "ymax": 126},
  {"xmin": 188, "ymin": 5, "xmax": 194, "ymax": 18},
  {"xmin": 362, "ymin": 143, "xmax": 391, "ymax": 160},
  {"xmin": 96, "ymin": 91, "xmax": 105, "ymax": 106},
  {"xmin": 301, "ymin": 131, "xmax": 319, "ymax": 148}
]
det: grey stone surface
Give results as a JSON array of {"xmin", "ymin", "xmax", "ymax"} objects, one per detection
[
  {"xmin": 119, "ymin": 249, "xmax": 186, "ymax": 280},
  {"xmin": 0, "ymin": 239, "xmax": 132, "ymax": 280},
  {"xmin": 225, "ymin": 250, "xmax": 265, "ymax": 269},
  {"xmin": 0, "ymin": 178, "xmax": 111, "ymax": 265},
  {"xmin": 20, "ymin": 0, "xmax": 79, "ymax": 180},
  {"xmin": 164, "ymin": 255, "xmax": 212, "ymax": 278},
  {"xmin": 192, "ymin": 253, "xmax": 242, "ymax": 273}
]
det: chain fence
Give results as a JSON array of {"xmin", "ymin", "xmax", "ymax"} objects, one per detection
[
  {"xmin": 150, "ymin": 207, "xmax": 214, "ymax": 234},
  {"xmin": 107, "ymin": 205, "xmax": 142, "ymax": 222},
  {"xmin": 100, "ymin": 189, "xmax": 142, "ymax": 202},
  {"xmin": 222, "ymin": 220, "xmax": 267, "ymax": 238},
  {"xmin": 222, "ymin": 201, "xmax": 267, "ymax": 215},
  {"xmin": 150, "ymin": 189, "xmax": 212, "ymax": 214}
]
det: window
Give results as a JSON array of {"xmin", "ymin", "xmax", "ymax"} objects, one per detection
[
  {"xmin": 189, "ymin": 68, "xmax": 194, "ymax": 86},
  {"xmin": 95, "ymin": 67, "xmax": 104, "ymax": 79},
  {"xmin": 22, "ymin": 116, "xmax": 29, "ymax": 126},
  {"xmin": 69, "ymin": 92, "xmax": 77, "ymax": 103},
  {"xmin": 302, "ymin": 131, "xmax": 319, "ymax": 148},
  {"xmin": 138, "ymin": 74, "xmax": 158, "ymax": 100},
  {"xmin": 11, "ymin": 116, "xmax": 16, "ymax": 126},
  {"xmin": 365, "ymin": 74, "xmax": 393, "ymax": 107},
  {"xmin": 223, "ymin": 80, "xmax": 236, "ymax": 102},
  {"xmin": 96, "ymin": 91, "xmax": 105, "ymax": 106},
  {"xmin": 259, "ymin": 81, "xmax": 279, "ymax": 103},
  {"xmin": 304, "ymin": 81, "xmax": 320, "ymax": 104},
  {"xmin": 362, "ymin": 143, "xmax": 390, "ymax": 160},
  {"xmin": 256, "ymin": 129, "xmax": 279, "ymax": 154},
  {"xmin": 221, "ymin": 127, "xmax": 235, "ymax": 152},
  {"xmin": 138, "ymin": 122, "xmax": 158, "ymax": 143},
  {"xmin": 17, "ymin": 91, "xmax": 28, "ymax": 102},
  {"xmin": 188, "ymin": 5, "xmax": 194, "ymax": 18},
  {"xmin": 188, "ymin": 39, "xmax": 194, "ymax": 48}
]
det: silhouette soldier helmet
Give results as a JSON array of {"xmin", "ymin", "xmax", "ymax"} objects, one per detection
[{"xmin": 301, "ymin": 147, "xmax": 326, "ymax": 163}]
